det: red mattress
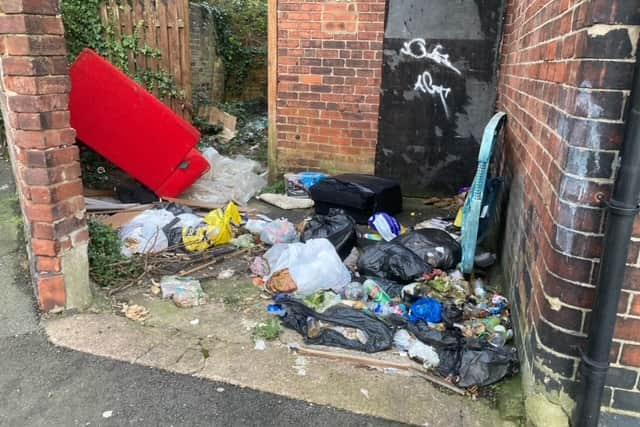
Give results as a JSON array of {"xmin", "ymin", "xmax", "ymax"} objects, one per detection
[{"xmin": 69, "ymin": 49, "xmax": 209, "ymax": 198}]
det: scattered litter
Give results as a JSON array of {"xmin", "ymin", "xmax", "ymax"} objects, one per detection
[
  {"xmin": 245, "ymin": 219, "xmax": 270, "ymax": 235},
  {"xmin": 360, "ymin": 389, "xmax": 370, "ymax": 399},
  {"xmin": 160, "ymin": 276, "xmax": 208, "ymax": 308},
  {"xmin": 369, "ymin": 213, "xmax": 403, "ymax": 241},
  {"xmin": 121, "ymin": 304, "xmax": 149, "ymax": 322},
  {"xmin": 250, "ymin": 256, "xmax": 270, "ymax": 276},
  {"xmin": 216, "ymin": 387, "xmax": 225, "ymax": 393},
  {"xmin": 120, "ymin": 209, "xmax": 174, "ymax": 257},
  {"xmin": 182, "ymin": 147, "xmax": 266, "ymax": 206},
  {"xmin": 102, "ymin": 411, "xmax": 113, "ymax": 419},
  {"xmin": 254, "ymin": 340, "xmax": 266, "ymax": 351},
  {"xmin": 294, "ymin": 356, "xmax": 307, "ymax": 376},
  {"xmin": 217, "ymin": 269, "xmax": 236, "ymax": 280},
  {"xmin": 284, "ymin": 172, "xmax": 328, "ymax": 198},
  {"xmin": 190, "ymin": 319, "xmax": 200, "ymax": 326},
  {"xmin": 183, "ymin": 202, "xmax": 242, "ymax": 252},
  {"xmin": 259, "ymin": 193, "xmax": 315, "ymax": 210},
  {"xmin": 260, "ymin": 219, "xmax": 298, "ymax": 245},
  {"xmin": 301, "ymin": 209, "xmax": 357, "ymax": 259},
  {"xmin": 263, "ymin": 239, "xmax": 351, "ymax": 296},
  {"xmin": 231, "ymin": 234, "xmax": 254, "ymax": 249}
]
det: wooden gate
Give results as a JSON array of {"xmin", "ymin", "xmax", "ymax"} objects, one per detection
[{"xmin": 100, "ymin": 0, "xmax": 192, "ymax": 119}]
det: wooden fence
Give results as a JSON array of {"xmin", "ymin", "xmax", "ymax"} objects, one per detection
[{"xmin": 100, "ymin": 0, "xmax": 192, "ymax": 120}]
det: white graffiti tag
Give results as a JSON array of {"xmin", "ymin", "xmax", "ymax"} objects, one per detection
[
  {"xmin": 400, "ymin": 39, "xmax": 462, "ymax": 75},
  {"xmin": 414, "ymin": 71, "xmax": 452, "ymax": 117}
]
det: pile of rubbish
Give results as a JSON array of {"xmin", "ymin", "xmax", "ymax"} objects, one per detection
[{"xmin": 242, "ymin": 208, "xmax": 518, "ymax": 392}]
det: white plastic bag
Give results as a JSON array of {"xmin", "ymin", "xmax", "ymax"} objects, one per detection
[
  {"xmin": 119, "ymin": 209, "xmax": 174, "ymax": 257},
  {"xmin": 264, "ymin": 238, "xmax": 351, "ymax": 296},
  {"xmin": 260, "ymin": 219, "xmax": 298, "ymax": 245},
  {"xmin": 182, "ymin": 147, "xmax": 267, "ymax": 205}
]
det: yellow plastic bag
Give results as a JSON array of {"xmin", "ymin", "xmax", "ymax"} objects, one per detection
[{"xmin": 183, "ymin": 202, "xmax": 242, "ymax": 252}]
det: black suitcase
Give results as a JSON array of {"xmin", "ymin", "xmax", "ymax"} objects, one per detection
[{"xmin": 309, "ymin": 174, "xmax": 403, "ymax": 224}]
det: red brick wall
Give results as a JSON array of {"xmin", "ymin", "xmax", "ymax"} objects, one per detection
[
  {"xmin": 275, "ymin": 0, "xmax": 385, "ymax": 174},
  {"xmin": 497, "ymin": 0, "xmax": 640, "ymax": 422},
  {"xmin": 0, "ymin": 0, "xmax": 90, "ymax": 311}
]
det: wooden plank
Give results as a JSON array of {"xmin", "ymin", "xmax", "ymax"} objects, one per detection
[
  {"xmin": 100, "ymin": 211, "xmax": 145, "ymax": 229},
  {"xmin": 161, "ymin": 197, "xmax": 257, "ymax": 213},
  {"xmin": 166, "ymin": 0, "xmax": 182, "ymax": 114},
  {"xmin": 100, "ymin": 4, "xmax": 112, "ymax": 60},
  {"xmin": 121, "ymin": 2, "xmax": 136, "ymax": 72},
  {"xmin": 143, "ymin": 0, "xmax": 158, "ymax": 74},
  {"xmin": 109, "ymin": 0, "xmax": 121, "ymax": 41},
  {"xmin": 133, "ymin": 0, "xmax": 146, "ymax": 74},
  {"xmin": 156, "ymin": 0, "xmax": 171, "ymax": 106},
  {"xmin": 177, "ymin": 0, "xmax": 192, "ymax": 120},
  {"xmin": 267, "ymin": 0, "xmax": 279, "ymax": 182}
]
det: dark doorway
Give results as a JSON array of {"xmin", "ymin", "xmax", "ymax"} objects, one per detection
[{"xmin": 376, "ymin": 0, "xmax": 505, "ymax": 196}]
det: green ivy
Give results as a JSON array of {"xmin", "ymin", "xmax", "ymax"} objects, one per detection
[
  {"xmin": 201, "ymin": 0, "xmax": 267, "ymax": 99},
  {"xmin": 88, "ymin": 220, "xmax": 143, "ymax": 287},
  {"xmin": 61, "ymin": 0, "xmax": 183, "ymax": 101}
]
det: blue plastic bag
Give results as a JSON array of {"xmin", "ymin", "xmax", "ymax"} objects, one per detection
[{"xmin": 407, "ymin": 297, "xmax": 443, "ymax": 324}]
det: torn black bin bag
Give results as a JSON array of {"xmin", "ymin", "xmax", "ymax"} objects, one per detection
[
  {"xmin": 457, "ymin": 341, "xmax": 519, "ymax": 388},
  {"xmin": 276, "ymin": 296, "xmax": 394, "ymax": 353},
  {"xmin": 407, "ymin": 321, "xmax": 466, "ymax": 378},
  {"xmin": 301, "ymin": 209, "xmax": 357, "ymax": 260},
  {"xmin": 357, "ymin": 242, "xmax": 432, "ymax": 283},
  {"xmin": 407, "ymin": 321, "xmax": 519, "ymax": 386},
  {"xmin": 392, "ymin": 229, "xmax": 462, "ymax": 270}
]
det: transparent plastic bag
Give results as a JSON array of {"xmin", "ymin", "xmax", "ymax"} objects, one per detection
[
  {"xmin": 264, "ymin": 239, "xmax": 351, "ymax": 296},
  {"xmin": 260, "ymin": 219, "xmax": 298, "ymax": 245},
  {"xmin": 182, "ymin": 147, "xmax": 267, "ymax": 205}
]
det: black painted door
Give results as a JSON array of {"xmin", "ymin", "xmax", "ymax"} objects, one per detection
[{"xmin": 376, "ymin": 0, "xmax": 505, "ymax": 196}]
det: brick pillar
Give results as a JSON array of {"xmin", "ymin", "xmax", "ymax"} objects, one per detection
[
  {"xmin": 497, "ymin": 0, "xmax": 640, "ymax": 424},
  {"xmin": 0, "ymin": 0, "xmax": 91, "ymax": 311}
]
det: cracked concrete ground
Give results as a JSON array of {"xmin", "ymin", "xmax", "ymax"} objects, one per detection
[{"xmin": 45, "ymin": 221, "xmax": 523, "ymax": 427}]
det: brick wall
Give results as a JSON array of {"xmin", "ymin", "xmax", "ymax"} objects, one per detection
[
  {"xmin": 190, "ymin": 2, "xmax": 225, "ymax": 106},
  {"xmin": 0, "ymin": 0, "xmax": 91, "ymax": 311},
  {"xmin": 497, "ymin": 0, "xmax": 640, "ymax": 423},
  {"xmin": 275, "ymin": 0, "xmax": 385, "ymax": 174}
]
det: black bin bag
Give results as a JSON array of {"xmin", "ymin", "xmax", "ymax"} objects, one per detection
[
  {"xmin": 301, "ymin": 209, "xmax": 357, "ymax": 260},
  {"xmin": 309, "ymin": 174, "xmax": 402, "ymax": 224},
  {"xmin": 277, "ymin": 296, "xmax": 394, "ymax": 353},
  {"xmin": 357, "ymin": 242, "xmax": 432, "ymax": 283},
  {"xmin": 392, "ymin": 229, "xmax": 462, "ymax": 270}
]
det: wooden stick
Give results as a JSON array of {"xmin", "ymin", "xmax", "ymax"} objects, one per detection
[
  {"xmin": 161, "ymin": 197, "xmax": 256, "ymax": 213},
  {"xmin": 292, "ymin": 345, "xmax": 467, "ymax": 396},
  {"xmin": 178, "ymin": 248, "xmax": 251, "ymax": 277}
]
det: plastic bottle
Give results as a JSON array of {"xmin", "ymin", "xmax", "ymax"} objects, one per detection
[
  {"xmin": 363, "ymin": 279, "xmax": 392, "ymax": 304},
  {"xmin": 369, "ymin": 302, "xmax": 406, "ymax": 317},
  {"xmin": 473, "ymin": 278, "xmax": 487, "ymax": 298},
  {"xmin": 343, "ymin": 282, "xmax": 366, "ymax": 301}
]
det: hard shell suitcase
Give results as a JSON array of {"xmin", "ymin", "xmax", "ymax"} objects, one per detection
[{"xmin": 309, "ymin": 174, "xmax": 403, "ymax": 224}]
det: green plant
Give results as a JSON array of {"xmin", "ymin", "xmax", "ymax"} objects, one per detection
[
  {"xmin": 252, "ymin": 319, "xmax": 282, "ymax": 341},
  {"xmin": 88, "ymin": 220, "xmax": 143, "ymax": 287},
  {"xmin": 60, "ymin": 0, "xmax": 107, "ymax": 59},
  {"xmin": 202, "ymin": 0, "xmax": 267, "ymax": 99}
]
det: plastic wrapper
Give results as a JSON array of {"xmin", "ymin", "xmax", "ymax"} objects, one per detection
[
  {"xmin": 182, "ymin": 147, "xmax": 267, "ymax": 206},
  {"xmin": 301, "ymin": 209, "xmax": 357, "ymax": 259},
  {"xmin": 264, "ymin": 239, "xmax": 351, "ymax": 296},
  {"xmin": 392, "ymin": 229, "xmax": 462, "ymax": 270},
  {"xmin": 160, "ymin": 276, "xmax": 208, "ymax": 308},
  {"xmin": 357, "ymin": 242, "xmax": 432, "ymax": 283},
  {"xmin": 276, "ymin": 295, "xmax": 393, "ymax": 353},
  {"xmin": 260, "ymin": 219, "xmax": 298, "ymax": 245}
]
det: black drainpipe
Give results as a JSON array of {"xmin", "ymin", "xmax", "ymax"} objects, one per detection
[{"xmin": 574, "ymin": 52, "xmax": 640, "ymax": 426}]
